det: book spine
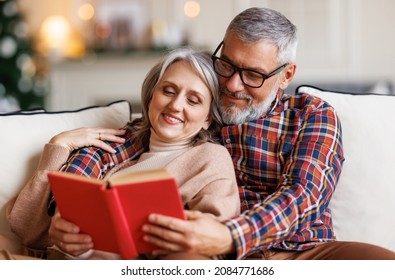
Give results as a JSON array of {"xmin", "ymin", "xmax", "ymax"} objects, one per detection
[{"xmin": 103, "ymin": 188, "xmax": 138, "ymax": 259}]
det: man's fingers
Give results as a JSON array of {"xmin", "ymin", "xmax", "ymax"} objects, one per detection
[
  {"xmin": 143, "ymin": 233, "xmax": 184, "ymax": 252},
  {"xmin": 184, "ymin": 210, "xmax": 203, "ymax": 220},
  {"xmin": 142, "ymin": 222, "xmax": 185, "ymax": 243},
  {"xmin": 147, "ymin": 213, "xmax": 188, "ymax": 232}
]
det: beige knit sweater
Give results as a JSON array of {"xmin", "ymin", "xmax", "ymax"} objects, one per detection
[{"xmin": 6, "ymin": 142, "xmax": 240, "ymax": 258}]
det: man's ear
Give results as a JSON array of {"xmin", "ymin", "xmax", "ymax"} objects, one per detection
[{"xmin": 279, "ymin": 64, "xmax": 297, "ymax": 90}]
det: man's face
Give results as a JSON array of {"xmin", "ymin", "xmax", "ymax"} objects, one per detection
[{"xmin": 217, "ymin": 32, "xmax": 284, "ymax": 124}]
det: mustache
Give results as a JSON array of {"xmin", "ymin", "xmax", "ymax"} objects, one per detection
[{"xmin": 220, "ymin": 87, "xmax": 253, "ymax": 101}]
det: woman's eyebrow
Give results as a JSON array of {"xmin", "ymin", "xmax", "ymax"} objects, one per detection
[{"xmin": 161, "ymin": 80, "xmax": 208, "ymax": 100}]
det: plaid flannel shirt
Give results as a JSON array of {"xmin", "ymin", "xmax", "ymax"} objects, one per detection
[
  {"xmin": 223, "ymin": 90, "xmax": 344, "ymax": 259},
  {"xmin": 60, "ymin": 127, "xmax": 145, "ymax": 178},
  {"xmin": 47, "ymin": 126, "xmax": 145, "ymax": 215}
]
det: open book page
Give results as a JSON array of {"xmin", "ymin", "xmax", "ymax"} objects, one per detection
[
  {"xmin": 48, "ymin": 168, "xmax": 171, "ymax": 188},
  {"xmin": 108, "ymin": 168, "xmax": 172, "ymax": 186}
]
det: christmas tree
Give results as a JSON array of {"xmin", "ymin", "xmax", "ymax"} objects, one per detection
[{"xmin": 0, "ymin": 0, "xmax": 46, "ymax": 112}]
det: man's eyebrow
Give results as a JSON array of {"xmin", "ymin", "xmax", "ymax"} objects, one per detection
[{"xmin": 221, "ymin": 53, "xmax": 269, "ymax": 74}]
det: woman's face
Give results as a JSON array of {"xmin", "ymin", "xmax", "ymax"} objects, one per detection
[{"xmin": 148, "ymin": 60, "xmax": 212, "ymax": 143}]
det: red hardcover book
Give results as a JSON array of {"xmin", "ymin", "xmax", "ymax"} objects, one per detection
[{"xmin": 47, "ymin": 169, "xmax": 185, "ymax": 259}]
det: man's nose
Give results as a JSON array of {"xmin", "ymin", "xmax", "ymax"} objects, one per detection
[{"xmin": 224, "ymin": 71, "xmax": 245, "ymax": 92}]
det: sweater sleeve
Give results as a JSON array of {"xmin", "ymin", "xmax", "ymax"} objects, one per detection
[
  {"xmin": 182, "ymin": 144, "xmax": 240, "ymax": 221},
  {"xmin": 6, "ymin": 143, "xmax": 70, "ymax": 252}
]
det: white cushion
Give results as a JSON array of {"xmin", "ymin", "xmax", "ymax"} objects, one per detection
[
  {"xmin": 297, "ymin": 85, "xmax": 395, "ymax": 251},
  {"xmin": 0, "ymin": 100, "xmax": 131, "ymax": 241}
]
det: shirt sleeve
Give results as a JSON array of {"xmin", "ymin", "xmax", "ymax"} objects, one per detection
[
  {"xmin": 47, "ymin": 128, "xmax": 144, "ymax": 215},
  {"xmin": 61, "ymin": 127, "xmax": 143, "ymax": 178},
  {"xmin": 61, "ymin": 146, "xmax": 111, "ymax": 178},
  {"xmin": 225, "ymin": 100, "xmax": 345, "ymax": 259}
]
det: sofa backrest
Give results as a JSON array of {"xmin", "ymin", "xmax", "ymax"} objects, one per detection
[
  {"xmin": 296, "ymin": 85, "xmax": 395, "ymax": 252},
  {"xmin": 0, "ymin": 100, "xmax": 132, "ymax": 242}
]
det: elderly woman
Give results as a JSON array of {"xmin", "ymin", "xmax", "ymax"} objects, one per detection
[{"xmin": 5, "ymin": 47, "xmax": 240, "ymax": 260}]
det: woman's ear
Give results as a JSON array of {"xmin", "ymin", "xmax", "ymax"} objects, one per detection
[{"xmin": 203, "ymin": 116, "xmax": 212, "ymax": 130}]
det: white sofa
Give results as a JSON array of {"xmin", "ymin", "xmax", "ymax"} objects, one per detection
[
  {"xmin": 0, "ymin": 100, "xmax": 132, "ymax": 253},
  {"xmin": 296, "ymin": 85, "xmax": 395, "ymax": 252},
  {"xmin": 1, "ymin": 86, "xmax": 394, "ymax": 255}
]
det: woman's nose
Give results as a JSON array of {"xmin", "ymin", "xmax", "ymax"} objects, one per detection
[{"xmin": 168, "ymin": 96, "xmax": 184, "ymax": 111}]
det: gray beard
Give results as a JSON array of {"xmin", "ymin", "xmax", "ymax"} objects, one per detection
[{"xmin": 219, "ymin": 83, "xmax": 280, "ymax": 125}]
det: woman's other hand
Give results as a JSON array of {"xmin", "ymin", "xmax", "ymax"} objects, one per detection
[
  {"xmin": 49, "ymin": 127, "xmax": 126, "ymax": 153},
  {"xmin": 49, "ymin": 212, "xmax": 94, "ymax": 257}
]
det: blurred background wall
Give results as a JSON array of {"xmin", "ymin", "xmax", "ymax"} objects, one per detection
[{"xmin": 1, "ymin": 0, "xmax": 394, "ymax": 112}]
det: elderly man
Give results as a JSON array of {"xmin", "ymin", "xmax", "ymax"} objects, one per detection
[{"xmin": 142, "ymin": 7, "xmax": 395, "ymax": 260}]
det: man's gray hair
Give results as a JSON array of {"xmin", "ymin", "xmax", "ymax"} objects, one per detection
[{"xmin": 224, "ymin": 7, "xmax": 298, "ymax": 64}]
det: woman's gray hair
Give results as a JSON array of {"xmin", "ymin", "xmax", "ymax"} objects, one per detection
[
  {"xmin": 224, "ymin": 7, "xmax": 298, "ymax": 64},
  {"xmin": 130, "ymin": 47, "xmax": 222, "ymax": 149}
]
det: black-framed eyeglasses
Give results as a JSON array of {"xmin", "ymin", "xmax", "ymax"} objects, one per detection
[{"xmin": 211, "ymin": 41, "xmax": 288, "ymax": 88}]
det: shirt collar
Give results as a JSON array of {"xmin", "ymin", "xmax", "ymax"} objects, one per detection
[{"xmin": 259, "ymin": 88, "xmax": 283, "ymax": 119}]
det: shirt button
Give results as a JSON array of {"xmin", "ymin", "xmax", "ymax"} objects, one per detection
[{"xmin": 225, "ymin": 138, "xmax": 231, "ymax": 144}]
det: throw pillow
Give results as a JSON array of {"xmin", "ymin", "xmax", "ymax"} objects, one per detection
[
  {"xmin": 296, "ymin": 85, "xmax": 395, "ymax": 251},
  {"xmin": 0, "ymin": 100, "xmax": 131, "ymax": 241}
]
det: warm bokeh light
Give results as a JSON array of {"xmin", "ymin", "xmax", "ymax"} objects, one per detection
[
  {"xmin": 39, "ymin": 16, "xmax": 71, "ymax": 49},
  {"xmin": 184, "ymin": 1, "xmax": 200, "ymax": 18},
  {"xmin": 78, "ymin": 3, "xmax": 95, "ymax": 21},
  {"xmin": 37, "ymin": 15, "xmax": 85, "ymax": 59}
]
